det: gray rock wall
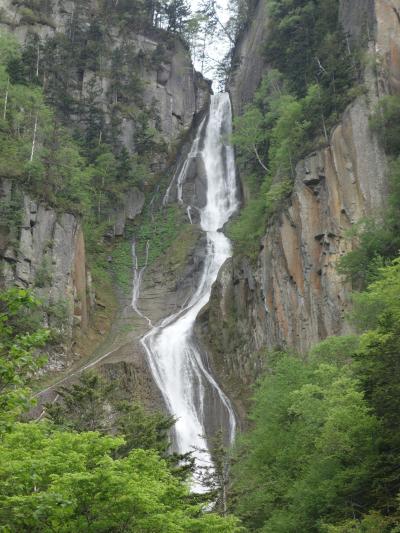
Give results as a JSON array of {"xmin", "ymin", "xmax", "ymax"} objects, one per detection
[
  {"xmin": 229, "ymin": 0, "xmax": 269, "ymax": 116},
  {"xmin": 0, "ymin": 0, "xmax": 210, "ymax": 152},
  {"xmin": 0, "ymin": 179, "xmax": 92, "ymax": 369}
]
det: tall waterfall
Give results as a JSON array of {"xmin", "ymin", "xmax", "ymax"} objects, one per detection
[{"xmin": 141, "ymin": 93, "xmax": 239, "ymax": 484}]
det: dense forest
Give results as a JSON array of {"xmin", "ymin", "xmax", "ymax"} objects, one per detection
[{"xmin": 1, "ymin": 0, "xmax": 400, "ymax": 531}]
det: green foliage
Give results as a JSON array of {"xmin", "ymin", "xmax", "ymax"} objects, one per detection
[
  {"xmin": 45, "ymin": 370, "xmax": 175, "ymax": 457},
  {"xmin": 0, "ymin": 188, "xmax": 22, "ymax": 232},
  {"xmin": 34, "ymin": 257, "xmax": 52, "ymax": 288},
  {"xmin": 231, "ymin": 350, "xmax": 378, "ymax": 531},
  {"xmin": 0, "ymin": 422, "xmax": 242, "ymax": 532},
  {"xmin": 0, "ymin": 288, "xmax": 49, "ymax": 433},
  {"xmin": 337, "ymin": 219, "xmax": 398, "ymax": 288},
  {"xmin": 231, "ymin": 258, "xmax": 400, "ymax": 530},
  {"xmin": 136, "ymin": 205, "xmax": 184, "ymax": 265},
  {"xmin": 369, "ymin": 95, "xmax": 400, "ymax": 155},
  {"xmin": 0, "ymin": 31, "xmax": 94, "ymax": 214},
  {"xmin": 109, "ymin": 238, "xmax": 133, "ymax": 290},
  {"xmin": 265, "ymin": 0, "xmax": 359, "ymax": 104},
  {"xmin": 227, "ymin": 194, "xmax": 266, "ymax": 258},
  {"xmin": 349, "ymin": 260, "xmax": 400, "ymax": 514}
]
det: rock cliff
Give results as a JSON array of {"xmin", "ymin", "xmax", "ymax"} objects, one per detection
[
  {"xmin": 0, "ymin": 0, "xmax": 210, "ymax": 383},
  {"xmin": 0, "ymin": 0, "xmax": 210, "ymax": 152},
  {"xmin": 0, "ymin": 178, "xmax": 92, "ymax": 370},
  {"xmin": 198, "ymin": 0, "xmax": 400, "ymax": 418}
]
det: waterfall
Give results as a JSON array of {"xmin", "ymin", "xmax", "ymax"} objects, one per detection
[
  {"xmin": 163, "ymin": 117, "xmax": 206, "ymax": 206},
  {"xmin": 131, "ymin": 240, "xmax": 152, "ymax": 327},
  {"xmin": 141, "ymin": 93, "xmax": 239, "ymax": 487}
]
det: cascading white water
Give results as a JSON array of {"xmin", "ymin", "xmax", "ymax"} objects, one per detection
[
  {"xmin": 163, "ymin": 117, "xmax": 206, "ymax": 207},
  {"xmin": 131, "ymin": 240, "xmax": 152, "ymax": 326},
  {"xmin": 142, "ymin": 93, "xmax": 239, "ymax": 486}
]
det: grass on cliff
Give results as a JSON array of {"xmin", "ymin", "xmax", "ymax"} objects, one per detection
[{"xmin": 106, "ymin": 204, "xmax": 196, "ymax": 292}]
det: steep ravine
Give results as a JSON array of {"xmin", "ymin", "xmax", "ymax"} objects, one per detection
[{"xmin": 198, "ymin": 0, "xmax": 400, "ymax": 419}]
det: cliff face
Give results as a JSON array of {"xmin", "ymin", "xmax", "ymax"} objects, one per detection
[
  {"xmin": 229, "ymin": 0, "xmax": 269, "ymax": 117},
  {"xmin": 0, "ymin": 0, "xmax": 210, "ymax": 152},
  {"xmin": 199, "ymin": 0, "xmax": 400, "ymax": 418},
  {"xmin": 0, "ymin": 178, "xmax": 93, "ymax": 369},
  {"xmin": 0, "ymin": 0, "xmax": 210, "ymax": 377}
]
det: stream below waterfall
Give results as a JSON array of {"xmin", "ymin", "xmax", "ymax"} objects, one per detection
[{"xmin": 138, "ymin": 93, "xmax": 239, "ymax": 486}]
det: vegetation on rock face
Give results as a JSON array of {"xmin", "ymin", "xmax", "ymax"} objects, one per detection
[
  {"xmin": 338, "ymin": 96, "xmax": 400, "ymax": 287},
  {"xmin": 0, "ymin": 288, "xmax": 49, "ymax": 433},
  {"xmin": 228, "ymin": 0, "xmax": 361, "ymax": 258},
  {"xmin": 231, "ymin": 258, "xmax": 400, "ymax": 531},
  {"xmin": 45, "ymin": 370, "xmax": 175, "ymax": 457}
]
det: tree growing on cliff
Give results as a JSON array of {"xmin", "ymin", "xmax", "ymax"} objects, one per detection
[{"xmin": 45, "ymin": 370, "xmax": 175, "ymax": 457}]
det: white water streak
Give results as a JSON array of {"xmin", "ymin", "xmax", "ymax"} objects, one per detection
[
  {"xmin": 163, "ymin": 118, "xmax": 206, "ymax": 206},
  {"xmin": 142, "ymin": 94, "xmax": 239, "ymax": 487},
  {"xmin": 187, "ymin": 206, "xmax": 193, "ymax": 224},
  {"xmin": 131, "ymin": 240, "xmax": 152, "ymax": 327}
]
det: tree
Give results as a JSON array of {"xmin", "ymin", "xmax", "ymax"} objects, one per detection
[
  {"xmin": 0, "ymin": 423, "xmax": 243, "ymax": 532},
  {"xmin": 231, "ymin": 105, "xmax": 269, "ymax": 172},
  {"xmin": 231, "ymin": 352, "xmax": 379, "ymax": 531},
  {"xmin": 164, "ymin": 0, "xmax": 191, "ymax": 33},
  {"xmin": 369, "ymin": 96, "xmax": 400, "ymax": 156},
  {"xmin": 350, "ymin": 259, "xmax": 400, "ymax": 512},
  {"xmin": 0, "ymin": 288, "xmax": 49, "ymax": 433},
  {"xmin": 46, "ymin": 371, "xmax": 175, "ymax": 457}
]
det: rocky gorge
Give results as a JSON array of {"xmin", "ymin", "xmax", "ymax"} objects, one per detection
[
  {"xmin": 2, "ymin": 0, "xmax": 400, "ymax": 529},
  {"xmin": 0, "ymin": 0, "xmax": 399, "ymax": 484}
]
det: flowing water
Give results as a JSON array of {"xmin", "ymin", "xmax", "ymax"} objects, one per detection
[
  {"xmin": 163, "ymin": 117, "xmax": 206, "ymax": 206},
  {"xmin": 141, "ymin": 93, "xmax": 239, "ymax": 485},
  {"xmin": 131, "ymin": 240, "xmax": 152, "ymax": 327}
]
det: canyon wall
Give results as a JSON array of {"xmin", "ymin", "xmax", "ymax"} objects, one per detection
[
  {"xmin": 0, "ymin": 0, "xmax": 210, "ymax": 151},
  {"xmin": 198, "ymin": 0, "xmax": 400, "ymax": 419}
]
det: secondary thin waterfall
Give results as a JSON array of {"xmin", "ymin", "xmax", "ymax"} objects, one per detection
[{"xmin": 141, "ymin": 93, "xmax": 239, "ymax": 483}]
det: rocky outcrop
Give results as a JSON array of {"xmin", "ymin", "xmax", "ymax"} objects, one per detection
[
  {"xmin": 229, "ymin": 0, "xmax": 269, "ymax": 116},
  {"xmin": 339, "ymin": 0, "xmax": 376, "ymax": 42},
  {"xmin": 199, "ymin": 0, "xmax": 400, "ymax": 417},
  {"xmin": 113, "ymin": 187, "xmax": 145, "ymax": 237},
  {"xmin": 0, "ymin": 179, "xmax": 92, "ymax": 367},
  {"xmin": 374, "ymin": 0, "xmax": 400, "ymax": 93},
  {"xmin": 0, "ymin": 0, "xmax": 211, "ymax": 152}
]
